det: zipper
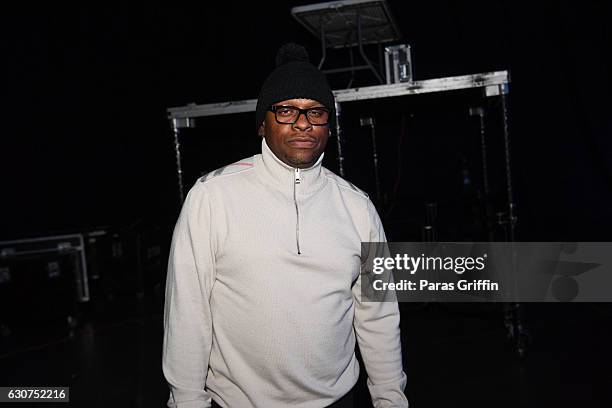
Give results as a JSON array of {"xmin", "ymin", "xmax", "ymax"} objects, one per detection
[{"xmin": 294, "ymin": 168, "xmax": 301, "ymax": 255}]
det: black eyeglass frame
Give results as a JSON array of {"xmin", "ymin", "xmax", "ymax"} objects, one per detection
[{"xmin": 268, "ymin": 105, "xmax": 330, "ymax": 126}]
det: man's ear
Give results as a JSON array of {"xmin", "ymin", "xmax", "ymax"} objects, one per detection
[{"xmin": 258, "ymin": 123, "xmax": 265, "ymax": 137}]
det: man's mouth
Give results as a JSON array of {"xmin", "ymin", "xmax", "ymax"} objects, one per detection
[{"xmin": 286, "ymin": 137, "xmax": 318, "ymax": 149}]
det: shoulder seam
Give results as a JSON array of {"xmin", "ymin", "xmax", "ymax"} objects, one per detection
[
  {"xmin": 199, "ymin": 162, "xmax": 254, "ymax": 184},
  {"xmin": 323, "ymin": 173, "xmax": 369, "ymax": 199}
]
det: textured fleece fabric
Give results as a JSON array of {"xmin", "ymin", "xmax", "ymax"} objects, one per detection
[{"xmin": 163, "ymin": 139, "xmax": 408, "ymax": 408}]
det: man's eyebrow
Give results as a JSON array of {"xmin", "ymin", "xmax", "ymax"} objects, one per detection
[{"xmin": 275, "ymin": 104, "xmax": 326, "ymax": 109}]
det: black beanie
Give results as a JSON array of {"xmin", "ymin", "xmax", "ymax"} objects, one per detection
[{"xmin": 255, "ymin": 43, "xmax": 335, "ymax": 131}]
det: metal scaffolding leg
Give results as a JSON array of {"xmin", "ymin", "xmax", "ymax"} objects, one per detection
[
  {"xmin": 501, "ymin": 89, "xmax": 517, "ymax": 242},
  {"xmin": 334, "ymin": 101, "xmax": 345, "ymax": 178},
  {"xmin": 360, "ymin": 116, "xmax": 381, "ymax": 206},
  {"xmin": 171, "ymin": 119, "xmax": 186, "ymax": 204},
  {"xmin": 317, "ymin": 17, "xmax": 327, "ymax": 70},
  {"xmin": 356, "ymin": 13, "xmax": 383, "ymax": 84},
  {"xmin": 497, "ymin": 85, "xmax": 529, "ymax": 358},
  {"xmin": 316, "ymin": 10, "xmax": 384, "ymax": 85},
  {"xmin": 469, "ymin": 105, "xmax": 495, "ymax": 242}
]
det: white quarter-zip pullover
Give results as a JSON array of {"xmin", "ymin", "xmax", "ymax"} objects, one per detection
[{"xmin": 163, "ymin": 139, "xmax": 408, "ymax": 408}]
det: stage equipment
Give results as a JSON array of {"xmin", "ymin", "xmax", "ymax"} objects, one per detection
[
  {"xmin": 422, "ymin": 202, "xmax": 437, "ymax": 243},
  {"xmin": 0, "ymin": 234, "xmax": 89, "ymax": 302},
  {"xmin": 84, "ymin": 224, "xmax": 165, "ymax": 302},
  {"xmin": 359, "ymin": 116, "xmax": 381, "ymax": 205},
  {"xmin": 168, "ymin": 70, "xmax": 510, "ymax": 205},
  {"xmin": 0, "ymin": 234, "xmax": 89, "ymax": 331},
  {"xmin": 384, "ymin": 44, "xmax": 413, "ymax": 84},
  {"xmin": 166, "ymin": 69, "xmax": 528, "ymax": 357},
  {"xmin": 291, "ymin": 0, "xmax": 402, "ymax": 86}
]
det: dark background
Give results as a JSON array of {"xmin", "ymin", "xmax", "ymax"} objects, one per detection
[
  {"xmin": 1, "ymin": 1, "xmax": 610, "ymax": 242},
  {"xmin": 1, "ymin": 1, "xmax": 611, "ymax": 407}
]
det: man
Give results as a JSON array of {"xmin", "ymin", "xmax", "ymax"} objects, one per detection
[{"xmin": 163, "ymin": 43, "xmax": 408, "ymax": 408}]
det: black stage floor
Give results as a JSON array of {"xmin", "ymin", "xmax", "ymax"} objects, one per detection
[{"xmin": 1, "ymin": 294, "xmax": 611, "ymax": 407}]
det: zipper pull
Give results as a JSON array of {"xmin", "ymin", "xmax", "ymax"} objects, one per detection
[{"xmin": 294, "ymin": 168, "xmax": 301, "ymax": 184}]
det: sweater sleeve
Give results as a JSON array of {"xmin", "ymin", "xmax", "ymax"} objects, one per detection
[
  {"xmin": 352, "ymin": 199, "xmax": 409, "ymax": 408},
  {"xmin": 162, "ymin": 184, "xmax": 216, "ymax": 408}
]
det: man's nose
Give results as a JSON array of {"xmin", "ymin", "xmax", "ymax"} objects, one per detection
[{"xmin": 292, "ymin": 112, "xmax": 312, "ymax": 130}]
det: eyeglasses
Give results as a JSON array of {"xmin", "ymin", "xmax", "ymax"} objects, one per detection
[{"xmin": 268, "ymin": 105, "xmax": 330, "ymax": 126}]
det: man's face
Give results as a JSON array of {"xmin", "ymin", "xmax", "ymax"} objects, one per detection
[{"xmin": 259, "ymin": 98, "xmax": 330, "ymax": 169}]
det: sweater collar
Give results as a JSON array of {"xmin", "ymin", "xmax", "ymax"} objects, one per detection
[{"xmin": 256, "ymin": 138, "xmax": 326, "ymax": 195}]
